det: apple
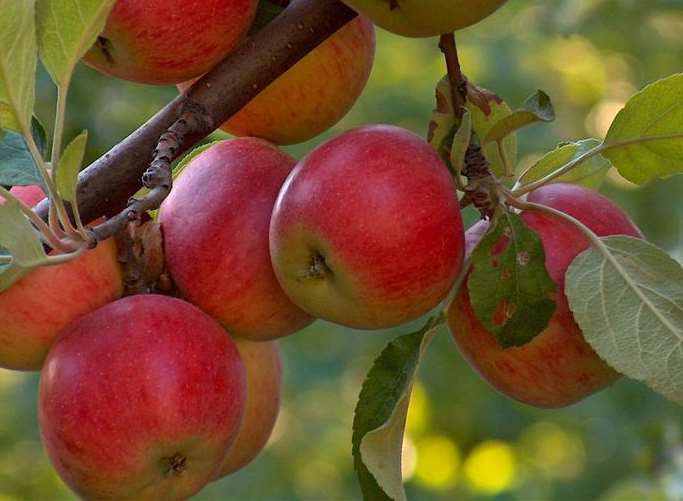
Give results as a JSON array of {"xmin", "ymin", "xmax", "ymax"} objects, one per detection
[
  {"xmin": 178, "ymin": 8, "xmax": 375, "ymax": 145},
  {"xmin": 158, "ymin": 138, "xmax": 313, "ymax": 341},
  {"xmin": 39, "ymin": 294, "xmax": 247, "ymax": 501},
  {"xmin": 83, "ymin": 0, "xmax": 258, "ymax": 85},
  {"xmin": 448, "ymin": 183, "xmax": 643, "ymax": 408},
  {"xmin": 215, "ymin": 338, "xmax": 282, "ymax": 478},
  {"xmin": 340, "ymin": 0, "xmax": 508, "ymax": 37},
  {"xmin": 0, "ymin": 186, "xmax": 123, "ymax": 371},
  {"xmin": 269, "ymin": 124, "xmax": 465, "ymax": 329}
]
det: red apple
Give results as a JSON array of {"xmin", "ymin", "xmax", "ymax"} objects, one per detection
[
  {"xmin": 158, "ymin": 138, "xmax": 313, "ymax": 341},
  {"xmin": 39, "ymin": 295, "xmax": 247, "ymax": 500},
  {"xmin": 83, "ymin": 0, "xmax": 257, "ymax": 85},
  {"xmin": 448, "ymin": 183, "xmax": 643, "ymax": 407},
  {"xmin": 179, "ymin": 11, "xmax": 375, "ymax": 145},
  {"xmin": 0, "ymin": 186, "xmax": 123, "ymax": 371},
  {"xmin": 215, "ymin": 338, "xmax": 282, "ymax": 478},
  {"xmin": 269, "ymin": 125, "xmax": 465, "ymax": 329}
]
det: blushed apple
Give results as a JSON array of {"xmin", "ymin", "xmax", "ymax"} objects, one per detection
[
  {"xmin": 83, "ymin": 0, "xmax": 257, "ymax": 85},
  {"xmin": 178, "ymin": 8, "xmax": 375, "ymax": 145},
  {"xmin": 0, "ymin": 186, "xmax": 123, "ymax": 371},
  {"xmin": 39, "ymin": 295, "xmax": 247, "ymax": 501},
  {"xmin": 340, "ymin": 0, "xmax": 508, "ymax": 37},
  {"xmin": 215, "ymin": 338, "xmax": 282, "ymax": 478},
  {"xmin": 448, "ymin": 183, "xmax": 643, "ymax": 407},
  {"xmin": 269, "ymin": 125, "xmax": 465, "ymax": 329},
  {"xmin": 158, "ymin": 138, "xmax": 313, "ymax": 341}
]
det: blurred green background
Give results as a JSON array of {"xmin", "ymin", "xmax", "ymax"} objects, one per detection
[{"xmin": 3, "ymin": 0, "xmax": 683, "ymax": 499}]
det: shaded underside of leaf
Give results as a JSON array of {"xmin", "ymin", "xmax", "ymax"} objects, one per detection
[
  {"xmin": 468, "ymin": 212, "xmax": 557, "ymax": 347},
  {"xmin": 352, "ymin": 320, "xmax": 438, "ymax": 501},
  {"xmin": 566, "ymin": 236, "xmax": 683, "ymax": 405},
  {"xmin": 0, "ymin": 129, "xmax": 47, "ymax": 188},
  {"xmin": 604, "ymin": 73, "xmax": 683, "ymax": 184}
]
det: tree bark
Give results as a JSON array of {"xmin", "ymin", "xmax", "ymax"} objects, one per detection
[{"xmin": 36, "ymin": 0, "xmax": 357, "ymax": 224}]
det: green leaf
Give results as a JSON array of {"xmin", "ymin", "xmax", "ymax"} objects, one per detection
[
  {"xmin": 36, "ymin": 0, "xmax": 116, "ymax": 87},
  {"xmin": 520, "ymin": 139, "xmax": 612, "ymax": 190},
  {"xmin": 55, "ymin": 130, "xmax": 87, "ymax": 202},
  {"xmin": 566, "ymin": 236, "xmax": 683, "ymax": 406},
  {"xmin": 0, "ymin": 130, "xmax": 46, "ymax": 188},
  {"xmin": 0, "ymin": 196, "xmax": 46, "ymax": 268},
  {"xmin": 468, "ymin": 212, "xmax": 557, "ymax": 347},
  {"xmin": 484, "ymin": 90, "xmax": 555, "ymax": 144},
  {"xmin": 0, "ymin": 0, "xmax": 37, "ymax": 133},
  {"xmin": 604, "ymin": 74, "xmax": 683, "ymax": 184},
  {"xmin": 31, "ymin": 116, "xmax": 48, "ymax": 157},
  {"xmin": 352, "ymin": 319, "xmax": 440, "ymax": 501}
]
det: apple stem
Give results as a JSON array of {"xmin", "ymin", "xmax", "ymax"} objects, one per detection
[{"xmin": 438, "ymin": 33, "xmax": 467, "ymax": 122}]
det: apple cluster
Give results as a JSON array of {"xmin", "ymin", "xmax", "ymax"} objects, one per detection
[{"xmin": 0, "ymin": 0, "xmax": 650, "ymax": 499}]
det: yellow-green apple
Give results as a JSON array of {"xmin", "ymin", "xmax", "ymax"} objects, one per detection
[
  {"xmin": 83, "ymin": 0, "xmax": 257, "ymax": 85},
  {"xmin": 340, "ymin": 0, "xmax": 508, "ymax": 37},
  {"xmin": 0, "ymin": 186, "xmax": 123, "ymax": 371},
  {"xmin": 269, "ymin": 124, "xmax": 465, "ymax": 329},
  {"xmin": 215, "ymin": 338, "xmax": 282, "ymax": 478},
  {"xmin": 448, "ymin": 183, "xmax": 643, "ymax": 408},
  {"xmin": 158, "ymin": 138, "xmax": 313, "ymax": 341},
  {"xmin": 39, "ymin": 295, "xmax": 247, "ymax": 501},
  {"xmin": 178, "ymin": 8, "xmax": 375, "ymax": 145}
]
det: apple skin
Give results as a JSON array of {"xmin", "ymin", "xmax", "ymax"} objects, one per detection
[
  {"xmin": 158, "ymin": 138, "xmax": 313, "ymax": 341},
  {"xmin": 448, "ymin": 183, "xmax": 643, "ymax": 408},
  {"xmin": 340, "ymin": 0, "xmax": 508, "ymax": 37},
  {"xmin": 0, "ymin": 186, "xmax": 123, "ymax": 371},
  {"xmin": 83, "ymin": 0, "xmax": 257, "ymax": 85},
  {"xmin": 39, "ymin": 295, "xmax": 247, "ymax": 501},
  {"xmin": 269, "ymin": 125, "xmax": 465, "ymax": 329},
  {"xmin": 215, "ymin": 338, "xmax": 282, "ymax": 478},
  {"xmin": 179, "ymin": 14, "xmax": 375, "ymax": 145}
]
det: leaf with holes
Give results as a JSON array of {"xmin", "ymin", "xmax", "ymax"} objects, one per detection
[
  {"xmin": 0, "ymin": 0, "xmax": 37, "ymax": 133},
  {"xmin": 484, "ymin": 90, "xmax": 555, "ymax": 144},
  {"xmin": 353, "ymin": 318, "xmax": 440, "ymax": 501},
  {"xmin": 566, "ymin": 236, "xmax": 683, "ymax": 405},
  {"xmin": 468, "ymin": 212, "xmax": 557, "ymax": 347},
  {"xmin": 519, "ymin": 139, "xmax": 612, "ymax": 190},
  {"xmin": 36, "ymin": 0, "xmax": 116, "ymax": 87},
  {"xmin": 55, "ymin": 130, "xmax": 87, "ymax": 202},
  {"xmin": 604, "ymin": 74, "xmax": 683, "ymax": 184}
]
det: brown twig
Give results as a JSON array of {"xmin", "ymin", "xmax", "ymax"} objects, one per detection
[
  {"xmin": 35, "ymin": 0, "xmax": 357, "ymax": 226},
  {"xmin": 438, "ymin": 33, "xmax": 467, "ymax": 120}
]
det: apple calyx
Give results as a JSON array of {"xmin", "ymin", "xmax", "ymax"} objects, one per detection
[
  {"xmin": 385, "ymin": 0, "xmax": 400, "ymax": 11},
  {"xmin": 162, "ymin": 453, "xmax": 187, "ymax": 476},
  {"xmin": 304, "ymin": 250, "xmax": 332, "ymax": 280}
]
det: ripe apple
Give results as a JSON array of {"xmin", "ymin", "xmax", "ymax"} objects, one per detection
[
  {"xmin": 0, "ymin": 186, "xmax": 123, "ymax": 371},
  {"xmin": 448, "ymin": 183, "xmax": 643, "ymax": 407},
  {"xmin": 39, "ymin": 295, "xmax": 247, "ymax": 500},
  {"xmin": 340, "ymin": 0, "xmax": 508, "ymax": 37},
  {"xmin": 158, "ymin": 138, "xmax": 313, "ymax": 341},
  {"xmin": 269, "ymin": 124, "xmax": 465, "ymax": 329},
  {"xmin": 178, "ymin": 9, "xmax": 375, "ymax": 145},
  {"xmin": 83, "ymin": 0, "xmax": 257, "ymax": 85},
  {"xmin": 215, "ymin": 338, "xmax": 282, "ymax": 478}
]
